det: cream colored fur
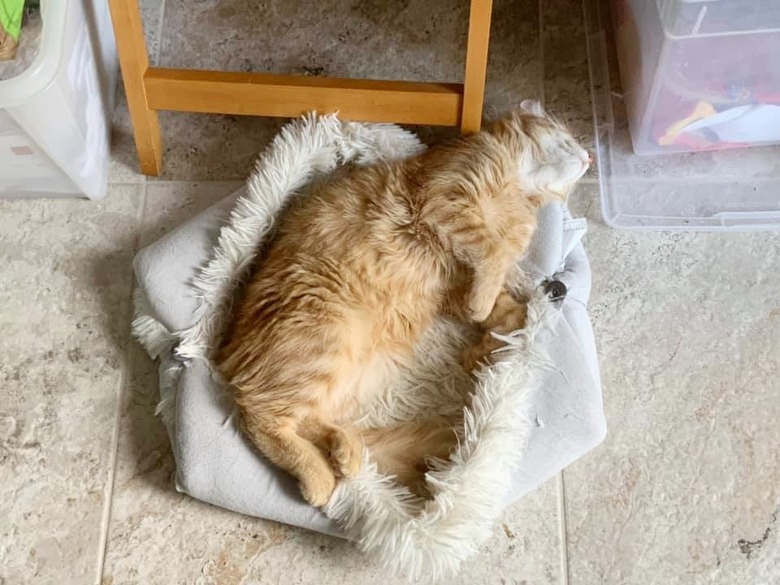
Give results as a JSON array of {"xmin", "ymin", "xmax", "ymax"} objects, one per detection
[{"xmin": 216, "ymin": 108, "xmax": 588, "ymax": 508}]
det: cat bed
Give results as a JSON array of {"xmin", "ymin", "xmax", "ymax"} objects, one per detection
[{"xmin": 131, "ymin": 115, "xmax": 606, "ymax": 579}]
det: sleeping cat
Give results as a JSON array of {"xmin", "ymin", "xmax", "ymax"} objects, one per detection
[{"xmin": 216, "ymin": 101, "xmax": 590, "ymax": 506}]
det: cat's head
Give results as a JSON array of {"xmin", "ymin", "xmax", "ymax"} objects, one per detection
[{"xmin": 489, "ymin": 101, "xmax": 590, "ymax": 201}]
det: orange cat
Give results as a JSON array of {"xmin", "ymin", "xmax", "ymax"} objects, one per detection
[{"xmin": 216, "ymin": 103, "xmax": 590, "ymax": 506}]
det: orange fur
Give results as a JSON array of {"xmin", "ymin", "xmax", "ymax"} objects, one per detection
[{"xmin": 216, "ymin": 108, "xmax": 589, "ymax": 506}]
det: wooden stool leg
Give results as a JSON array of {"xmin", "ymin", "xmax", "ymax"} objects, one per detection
[
  {"xmin": 461, "ymin": 0, "xmax": 493, "ymax": 134},
  {"xmin": 108, "ymin": 0, "xmax": 163, "ymax": 176}
]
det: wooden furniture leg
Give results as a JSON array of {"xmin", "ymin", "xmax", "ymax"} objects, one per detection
[
  {"xmin": 461, "ymin": 0, "xmax": 493, "ymax": 133},
  {"xmin": 108, "ymin": 0, "xmax": 163, "ymax": 176}
]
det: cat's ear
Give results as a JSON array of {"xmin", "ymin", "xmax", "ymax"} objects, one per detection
[{"xmin": 520, "ymin": 99, "xmax": 545, "ymax": 117}]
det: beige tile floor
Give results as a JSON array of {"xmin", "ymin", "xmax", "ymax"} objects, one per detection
[{"xmin": 2, "ymin": 0, "xmax": 779, "ymax": 583}]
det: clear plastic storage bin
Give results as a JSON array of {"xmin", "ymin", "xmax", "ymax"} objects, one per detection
[
  {"xmin": 0, "ymin": 1, "xmax": 117, "ymax": 199},
  {"xmin": 614, "ymin": 0, "xmax": 780, "ymax": 155},
  {"xmin": 584, "ymin": 0, "xmax": 780, "ymax": 230}
]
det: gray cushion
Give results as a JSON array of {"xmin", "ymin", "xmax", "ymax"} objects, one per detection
[{"xmin": 133, "ymin": 187, "xmax": 605, "ymax": 535}]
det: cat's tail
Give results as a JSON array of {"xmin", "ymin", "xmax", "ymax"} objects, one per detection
[{"xmin": 359, "ymin": 417, "xmax": 457, "ymax": 497}]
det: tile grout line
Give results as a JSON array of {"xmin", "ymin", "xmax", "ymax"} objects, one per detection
[
  {"xmin": 146, "ymin": 179, "xmax": 247, "ymax": 187},
  {"xmin": 537, "ymin": 0, "xmax": 546, "ymax": 108},
  {"xmin": 93, "ymin": 181, "xmax": 149, "ymax": 585},
  {"xmin": 106, "ymin": 180, "xmax": 146, "ymax": 187},
  {"xmin": 154, "ymin": 0, "xmax": 166, "ymax": 66},
  {"xmin": 94, "ymin": 323, "xmax": 128, "ymax": 585},
  {"xmin": 558, "ymin": 471, "xmax": 571, "ymax": 585}
]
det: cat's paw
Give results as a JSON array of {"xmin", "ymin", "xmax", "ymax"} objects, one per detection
[
  {"xmin": 300, "ymin": 469, "xmax": 337, "ymax": 507},
  {"xmin": 461, "ymin": 343, "xmax": 491, "ymax": 373},
  {"xmin": 462, "ymin": 329, "xmax": 509, "ymax": 373},
  {"xmin": 332, "ymin": 442, "xmax": 362, "ymax": 478},
  {"xmin": 467, "ymin": 299, "xmax": 494, "ymax": 324},
  {"xmin": 329, "ymin": 428, "xmax": 362, "ymax": 478}
]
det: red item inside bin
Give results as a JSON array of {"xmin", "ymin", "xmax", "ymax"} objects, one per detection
[{"xmin": 651, "ymin": 31, "xmax": 780, "ymax": 149}]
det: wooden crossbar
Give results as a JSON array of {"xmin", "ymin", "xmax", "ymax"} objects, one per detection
[{"xmin": 145, "ymin": 68, "xmax": 464, "ymax": 126}]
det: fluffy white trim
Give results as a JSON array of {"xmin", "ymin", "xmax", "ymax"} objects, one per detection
[
  {"xmin": 325, "ymin": 294, "xmax": 548, "ymax": 581},
  {"xmin": 132, "ymin": 114, "xmax": 550, "ymax": 580}
]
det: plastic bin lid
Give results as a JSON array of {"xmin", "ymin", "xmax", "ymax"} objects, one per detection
[
  {"xmin": 0, "ymin": 2, "xmax": 67, "ymax": 108},
  {"xmin": 655, "ymin": 0, "xmax": 780, "ymax": 38}
]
